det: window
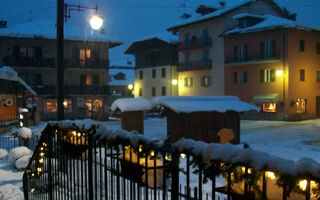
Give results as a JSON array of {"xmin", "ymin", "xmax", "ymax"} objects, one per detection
[
  {"xmin": 45, "ymin": 99, "xmax": 72, "ymax": 113},
  {"xmin": 139, "ymin": 88, "xmax": 142, "ymax": 97},
  {"xmin": 184, "ymin": 33, "xmax": 190, "ymax": 45},
  {"xmin": 79, "ymin": 49, "xmax": 91, "ymax": 66},
  {"xmin": 80, "ymin": 74, "xmax": 98, "ymax": 86},
  {"xmin": 161, "ymin": 68, "xmax": 166, "ymax": 78},
  {"xmin": 201, "ymin": 75, "xmax": 211, "ymax": 87},
  {"xmin": 152, "ymin": 69, "xmax": 156, "ymax": 79},
  {"xmin": 317, "ymin": 43, "xmax": 320, "ymax": 55},
  {"xmin": 21, "ymin": 73, "xmax": 42, "ymax": 85},
  {"xmin": 151, "ymin": 87, "xmax": 156, "ymax": 97},
  {"xmin": 161, "ymin": 86, "xmax": 166, "ymax": 96},
  {"xmin": 234, "ymin": 45, "xmax": 247, "ymax": 60},
  {"xmin": 296, "ymin": 99, "xmax": 307, "ymax": 113},
  {"xmin": 203, "ymin": 49, "xmax": 209, "ymax": 60},
  {"xmin": 185, "ymin": 52, "xmax": 190, "ymax": 63},
  {"xmin": 233, "ymin": 71, "xmax": 247, "ymax": 84},
  {"xmin": 317, "ymin": 71, "xmax": 320, "ymax": 82},
  {"xmin": 260, "ymin": 40, "xmax": 276, "ymax": 58},
  {"xmin": 239, "ymin": 19, "xmax": 249, "ymax": 28},
  {"xmin": 184, "ymin": 77, "xmax": 193, "ymax": 88},
  {"xmin": 262, "ymin": 103, "xmax": 277, "ymax": 113},
  {"xmin": 260, "ymin": 69, "xmax": 275, "ymax": 82},
  {"xmin": 300, "ymin": 69, "xmax": 305, "ymax": 81},
  {"xmin": 299, "ymin": 40, "xmax": 305, "ymax": 52},
  {"xmin": 202, "ymin": 28, "xmax": 209, "ymax": 38},
  {"xmin": 85, "ymin": 99, "xmax": 103, "ymax": 117},
  {"xmin": 139, "ymin": 70, "xmax": 143, "ymax": 79}
]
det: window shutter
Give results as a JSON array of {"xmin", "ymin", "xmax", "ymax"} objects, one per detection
[
  {"xmin": 260, "ymin": 70, "xmax": 264, "ymax": 82},
  {"xmin": 260, "ymin": 42, "xmax": 265, "ymax": 58},
  {"xmin": 272, "ymin": 40, "xmax": 276, "ymax": 57},
  {"xmin": 234, "ymin": 72, "xmax": 238, "ymax": 83},
  {"xmin": 233, "ymin": 46, "xmax": 238, "ymax": 60},
  {"xmin": 13, "ymin": 46, "xmax": 20, "ymax": 58},
  {"xmin": 80, "ymin": 74, "xmax": 86, "ymax": 85},
  {"xmin": 270, "ymin": 69, "xmax": 275, "ymax": 81},
  {"xmin": 244, "ymin": 71, "xmax": 248, "ymax": 83}
]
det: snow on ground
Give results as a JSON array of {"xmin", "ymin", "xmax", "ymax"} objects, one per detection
[{"xmin": 1, "ymin": 118, "xmax": 320, "ymax": 199}]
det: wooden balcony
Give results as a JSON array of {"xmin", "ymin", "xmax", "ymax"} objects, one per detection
[
  {"xmin": 33, "ymin": 85, "xmax": 109, "ymax": 96},
  {"xmin": 3, "ymin": 56, "xmax": 55, "ymax": 68},
  {"xmin": 64, "ymin": 58, "xmax": 109, "ymax": 69},
  {"xmin": 225, "ymin": 52, "xmax": 280, "ymax": 66},
  {"xmin": 178, "ymin": 37, "xmax": 212, "ymax": 51},
  {"xmin": 178, "ymin": 59, "xmax": 212, "ymax": 71}
]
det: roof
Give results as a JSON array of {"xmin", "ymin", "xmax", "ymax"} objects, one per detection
[
  {"xmin": 223, "ymin": 14, "xmax": 320, "ymax": 36},
  {"xmin": 0, "ymin": 19, "xmax": 122, "ymax": 46},
  {"xmin": 125, "ymin": 31, "xmax": 178, "ymax": 54},
  {"xmin": 0, "ymin": 66, "xmax": 36, "ymax": 96},
  {"xmin": 110, "ymin": 98, "xmax": 153, "ymax": 112},
  {"xmin": 152, "ymin": 96, "xmax": 259, "ymax": 113},
  {"xmin": 109, "ymin": 67, "xmax": 134, "ymax": 86}
]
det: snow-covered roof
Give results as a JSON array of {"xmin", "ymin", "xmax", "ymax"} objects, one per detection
[
  {"xmin": 0, "ymin": 66, "xmax": 36, "ymax": 96},
  {"xmin": 0, "ymin": 19, "xmax": 122, "ymax": 44},
  {"xmin": 224, "ymin": 14, "xmax": 320, "ymax": 36},
  {"xmin": 109, "ymin": 67, "xmax": 134, "ymax": 86},
  {"xmin": 110, "ymin": 98, "xmax": 153, "ymax": 112},
  {"xmin": 152, "ymin": 96, "xmax": 259, "ymax": 113},
  {"xmin": 232, "ymin": 12, "xmax": 266, "ymax": 20}
]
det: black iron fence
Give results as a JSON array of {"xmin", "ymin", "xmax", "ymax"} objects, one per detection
[
  {"xmin": 23, "ymin": 122, "xmax": 320, "ymax": 200},
  {"xmin": 0, "ymin": 132, "xmax": 19, "ymax": 150}
]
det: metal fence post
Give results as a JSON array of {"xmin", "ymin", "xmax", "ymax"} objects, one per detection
[
  {"xmin": 171, "ymin": 153, "xmax": 179, "ymax": 200},
  {"xmin": 88, "ymin": 134, "xmax": 94, "ymax": 200},
  {"xmin": 48, "ymin": 127, "xmax": 53, "ymax": 200}
]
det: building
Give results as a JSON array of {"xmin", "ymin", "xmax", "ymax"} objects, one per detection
[
  {"xmin": 224, "ymin": 14, "xmax": 320, "ymax": 120},
  {"xmin": 108, "ymin": 61, "xmax": 135, "ymax": 104},
  {"xmin": 167, "ymin": 0, "xmax": 294, "ymax": 96},
  {"xmin": 125, "ymin": 33, "xmax": 178, "ymax": 99},
  {"xmin": 0, "ymin": 20, "xmax": 121, "ymax": 120}
]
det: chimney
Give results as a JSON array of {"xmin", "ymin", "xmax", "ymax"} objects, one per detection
[
  {"xmin": 0, "ymin": 21, "xmax": 7, "ymax": 28},
  {"xmin": 219, "ymin": 1, "xmax": 226, "ymax": 9}
]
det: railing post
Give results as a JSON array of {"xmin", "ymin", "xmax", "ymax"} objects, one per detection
[
  {"xmin": 48, "ymin": 127, "xmax": 53, "ymax": 200},
  {"xmin": 262, "ymin": 172, "xmax": 267, "ymax": 200},
  {"xmin": 22, "ymin": 172, "xmax": 29, "ymax": 200},
  {"xmin": 88, "ymin": 134, "xmax": 93, "ymax": 200},
  {"xmin": 171, "ymin": 153, "xmax": 179, "ymax": 200},
  {"xmin": 306, "ymin": 180, "xmax": 310, "ymax": 200}
]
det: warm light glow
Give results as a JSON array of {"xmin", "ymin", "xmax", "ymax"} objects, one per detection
[
  {"xmin": 31, "ymin": 173, "xmax": 35, "ymax": 177},
  {"xmin": 265, "ymin": 171, "xmax": 276, "ymax": 180},
  {"xmin": 150, "ymin": 150, "xmax": 155, "ymax": 157},
  {"xmin": 125, "ymin": 145, "xmax": 130, "ymax": 150},
  {"xmin": 37, "ymin": 167, "xmax": 42, "ymax": 172},
  {"xmin": 165, "ymin": 154, "xmax": 171, "ymax": 161},
  {"xmin": 72, "ymin": 131, "xmax": 77, "ymax": 136},
  {"xmin": 139, "ymin": 145, "xmax": 142, "ymax": 152},
  {"xmin": 40, "ymin": 147, "xmax": 44, "ymax": 151},
  {"xmin": 20, "ymin": 121, "xmax": 23, "ymax": 127},
  {"xmin": 241, "ymin": 167, "xmax": 252, "ymax": 174},
  {"xmin": 299, "ymin": 180, "xmax": 307, "ymax": 191},
  {"xmin": 40, "ymin": 152, "xmax": 45, "ymax": 157},
  {"xmin": 90, "ymin": 14, "xmax": 103, "ymax": 30},
  {"xmin": 276, "ymin": 69, "xmax": 283, "ymax": 76},
  {"xmin": 43, "ymin": 143, "xmax": 47, "ymax": 147},
  {"xmin": 77, "ymin": 132, "xmax": 81, "ymax": 137},
  {"xmin": 31, "ymin": 188, "xmax": 35, "ymax": 193},
  {"xmin": 180, "ymin": 153, "xmax": 186, "ymax": 158},
  {"xmin": 63, "ymin": 101, "xmax": 68, "ymax": 106},
  {"xmin": 128, "ymin": 84, "xmax": 134, "ymax": 90},
  {"xmin": 172, "ymin": 79, "xmax": 178, "ymax": 85},
  {"xmin": 39, "ymin": 158, "xmax": 44, "ymax": 163}
]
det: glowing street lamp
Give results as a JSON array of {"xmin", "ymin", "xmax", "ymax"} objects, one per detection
[
  {"xmin": 276, "ymin": 69, "xmax": 283, "ymax": 76},
  {"xmin": 90, "ymin": 14, "xmax": 104, "ymax": 30},
  {"xmin": 128, "ymin": 84, "xmax": 134, "ymax": 90},
  {"xmin": 172, "ymin": 79, "xmax": 178, "ymax": 85}
]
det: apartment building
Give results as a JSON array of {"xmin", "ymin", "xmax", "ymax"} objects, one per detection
[
  {"xmin": 167, "ymin": 0, "xmax": 293, "ymax": 96},
  {"xmin": 125, "ymin": 35, "xmax": 178, "ymax": 99},
  {"xmin": 224, "ymin": 14, "xmax": 320, "ymax": 120},
  {"xmin": 0, "ymin": 20, "xmax": 121, "ymax": 120}
]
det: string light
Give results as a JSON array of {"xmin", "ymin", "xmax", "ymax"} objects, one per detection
[
  {"xmin": 265, "ymin": 171, "xmax": 276, "ymax": 180},
  {"xmin": 139, "ymin": 145, "xmax": 142, "ymax": 152},
  {"xmin": 299, "ymin": 180, "xmax": 307, "ymax": 191},
  {"xmin": 180, "ymin": 153, "xmax": 186, "ymax": 158},
  {"xmin": 150, "ymin": 150, "xmax": 155, "ymax": 157}
]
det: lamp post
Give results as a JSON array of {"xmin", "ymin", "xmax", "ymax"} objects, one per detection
[{"xmin": 56, "ymin": 0, "xmax": 103, "ymax": 120}]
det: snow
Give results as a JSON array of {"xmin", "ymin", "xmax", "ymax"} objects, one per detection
[
  {"xmin": 15, "ymin": 155, "xmax": 31, "ymax": 170},
  {"xmin": 110, "ymin": 97, "xmax": 154, "ymax": 112},
  {"xmin": 17, "ymin": 127, "xmax": 32, "ymax": 139},
  {"xmin": 18, "ymin": 108, "xmax": 28, "ymax": 113},
  {"xmin": 224, "ymin": 14, "xmax": 320, "ymax": 36},
  {"xmin": 0, "ymin": 149, "xmax": 8, "ymax": 160},
  {"xmin": 152, "ymin": 96, "xmax": 260, "ymax": 113},
  {"xmin": 232, "ymin": 12, "xmax": 266, "ymax": 20},
  {"xmin": 8, "ymin": 147, "xmax": 32, "ymax": 164},
  {"xmin": 0, "ymin": 66, "xmax": 37, "ymax": 96},
  {"xmin": 109, "ymin": 67, "xmax": 134, "ymax": 86}
]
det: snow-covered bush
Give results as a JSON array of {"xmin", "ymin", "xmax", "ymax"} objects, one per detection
[
  {"xmin": 8, "ymin": 147, "xmax": 32, "ymax": 164},
  {"xmin": 15, "ymin": 155, "xmax": 31, "ymax": 169},
  {"xmin": 17, "ymin": 127, "xmax": 32, "ymax": 139},
  {"xmin": 0, "ymin": 149, "xmax": 8, "ymax": 160}
]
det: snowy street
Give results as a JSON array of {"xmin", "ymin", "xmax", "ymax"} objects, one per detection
[{"xmin": 1, "ymin": 118, "xmax": 320, "ymax": 199}]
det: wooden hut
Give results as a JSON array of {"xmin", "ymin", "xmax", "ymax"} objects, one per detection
[
  {"xmin": 110, "ymin": 98, "xmax": 153, "ymax": 134},
  {"xmin": 153, "ymin": 96, "xmax": 259, "ymax": 144}
]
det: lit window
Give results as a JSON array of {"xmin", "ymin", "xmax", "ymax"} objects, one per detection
[
  {"xmin": 45, "ymin": 99, "xmax": 72, "ymax": 113},
  {"xmin": 86, "ymin": 75, "xmax": 92, "ymax": 85},
  {"xmin": 262, "ymin": 103, "xmax": 277, "ymax": 113},
  {"xmin": 296, "ymin": 99, "xmax": 307, "ymax": 113},
  {"xmin": 260, "ymin": 69, "xmax": 275, "ymax": 82},
  {"xmin": 201, "ymin": 75, "xmax": 211, "ymax": 87},
  {"xmin": 79, "ymin": 49, "xmax": 91, "ymax": 66},
  {"xmin": 184, "ymin": 77, "xmax": 193, "ymax": 88},
  {"xmin": 85, "ymin": 99, "xmax": 102, "ymax": 117}
]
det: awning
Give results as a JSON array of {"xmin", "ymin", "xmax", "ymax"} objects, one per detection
[{"xmin": 252, "ymin": 93, "xmax": 278, "ymax": 104}]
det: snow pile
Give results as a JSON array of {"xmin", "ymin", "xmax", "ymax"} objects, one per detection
[
  {"xmin": 8, "ymin": 147, "xmax": 32, "ymax": 165},
  {"xmin": 15, "ymin": 155, "xmax": 31, "ymax": 169},
  {"xmin": 17, "ymin": 127, "xmax": 32, "ymax": 139},
  {"xmin": 18, "ymin": 108, "xmax": 28, "ymax": 113},
  {"xmin": 175, "ymin": 138, "xmax": 320, "ymax": 177},
  {"xmin": 0, "ymin": 184, "xmax": 24, "ymax": 200},
  {"xmin": 110, "ymin": 98, "xmax": 154, "ymax": 112},
  {"xmin": 152, "ymin": 96, "xmax": 259, "ymax": 113},
  {"xmin": 0, "ymin": 149, "xmax": 8, "ymax": 160}
]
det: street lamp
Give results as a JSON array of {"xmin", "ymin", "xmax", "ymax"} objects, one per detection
[{"xmin": 56, "ymin": 0, "xmax": 103, "ymax": 120}]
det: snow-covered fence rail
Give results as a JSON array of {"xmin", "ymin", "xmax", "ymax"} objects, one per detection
[
  {"xmin": 0, "ymin": 132, "xmax": 19, "ymax": 150},
  {"xmin": 23, "ymin": 121, "xmax": 320, "ymax": 200}
]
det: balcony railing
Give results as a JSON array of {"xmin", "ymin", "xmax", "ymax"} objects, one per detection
[
  {"xmin": 225, "ymin": 52, "xmax": 280, "ymax": 65},
  {"xmin": 178, "ymin": 59, "xmax": 212, "ymax": 71},
  {"xmin": 178, "ymin": 37, "xmax": 212, "ymax": 51},
  {"xmin": 64, "ymin": 58, "xmax": 109, "ymax": 69},
  {"xmin": 3, "ymin": 56, "xmax": 55, "ymax": 68},
  {"xmin": 33, "ymin": 85, "xmax": 109, "ymax": 95}
]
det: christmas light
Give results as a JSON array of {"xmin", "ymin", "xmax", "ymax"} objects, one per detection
[
  {"xmin": 180, "ymin": 153, "xmax": 186, "ymax": 158},
  {"xmin": 265, "ymin": 171, "xmax": 276, "ymax": 180},
  {"xmin": 299, "ymin": 180, "xmax": 307, "ymax": 191}
]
